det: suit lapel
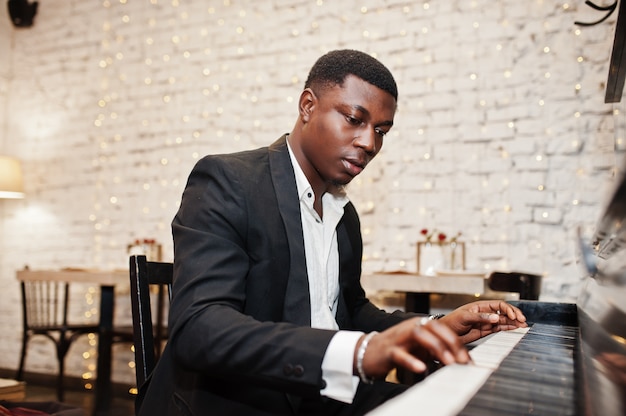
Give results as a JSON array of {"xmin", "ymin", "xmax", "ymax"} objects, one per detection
[
  {"xmin": 268, "ymin": 136, "xmax": 311, "ymax": 326},
  {"xmin": 335, "ymin": 205, "xmax": 360, "ymax": 329}
]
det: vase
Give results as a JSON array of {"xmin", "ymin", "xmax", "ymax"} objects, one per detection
[{"xmin": 417, "ymin": 242, "xmax": 465, "ymax": 275}]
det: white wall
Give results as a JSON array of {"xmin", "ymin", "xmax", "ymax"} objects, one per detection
[{"xmin": 0, "ymin": 0, "xmax": 624, "ymax": 385}]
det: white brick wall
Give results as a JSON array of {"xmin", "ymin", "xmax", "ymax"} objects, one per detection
[{"xmin": 0, "ymin": 0, "xmax": 624, "ymax": 384}]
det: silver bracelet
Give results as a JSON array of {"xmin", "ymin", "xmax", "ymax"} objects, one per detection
[
  {"xmin": 356, "ymin": 331, "xmax": 378, "ymax": 384},
  {"xmin": 429, "ymin": 313, "xmax": 445, "ymax": 320}
]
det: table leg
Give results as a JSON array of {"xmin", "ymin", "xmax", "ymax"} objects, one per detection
[
  {"xmin": 405, "ymin": 292, "xmax": 430, "ymax": 314},
  {"xmin": 94, "ymin": 285, "xmax": 114, "ymax": 415}
]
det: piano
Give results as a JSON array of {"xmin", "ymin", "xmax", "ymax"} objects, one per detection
[{"xmin": 368, "ymin": 159, "xmax": 626, "ymax": 414}]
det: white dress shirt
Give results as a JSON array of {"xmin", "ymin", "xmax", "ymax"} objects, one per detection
[{"xmin": 287, "ymin": 139, "xmax": 362, "ymax": 403}]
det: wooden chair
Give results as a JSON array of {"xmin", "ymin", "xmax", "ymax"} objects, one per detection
[
  {"xmin": 16, "ymin": 280, "xmax": 100, "ymax": 401},
  {"xmin": 129, "ymin": 255, "xmax": 172, "ymax": 388}
]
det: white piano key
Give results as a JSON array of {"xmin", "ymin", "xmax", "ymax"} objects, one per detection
[
  {"xmin": 368, "ymin": 364, "xmax": 492, "ymax": 416},
  {"xmin": 470, "ymin": 327, "xmax": 529, "ymax": 370},
  {"xmin": 368, "ymin": 327, "xmax": 530, "ymax": 416}
]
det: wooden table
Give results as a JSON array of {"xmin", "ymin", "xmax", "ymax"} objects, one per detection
[
  {"xmin": 361, "ymin": 271, "xmax": 486, "ymax": 313},
  {"xmin": 17, "ymin": 269, "xmax": 128, "ymax": 416}
]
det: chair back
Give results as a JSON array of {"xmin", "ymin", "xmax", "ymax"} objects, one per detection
[
  {"xmin": 17, "ymin": 278, "xmax": 99, "ymax": 401},
  {"xmin": 129, "ymin": 255, "xmax": 173, "ymax": 388},
  {"xmin": 20, "ymin": 281, "xmax": 71, "ymax": 330}
]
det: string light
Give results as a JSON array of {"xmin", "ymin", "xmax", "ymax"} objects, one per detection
[{"xmin": 70, "ymin": 0, "xmax": 625, "ymax": 383}]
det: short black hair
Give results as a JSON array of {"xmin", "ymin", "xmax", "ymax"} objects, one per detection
[{"xmin": 304, "ymin": 49, "xmax": 398, "ymax": 100}]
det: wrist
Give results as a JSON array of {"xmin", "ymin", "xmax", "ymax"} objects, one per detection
[{"xmin": 355, "ymin": 331, "xmax": 378, "ymax": 384}]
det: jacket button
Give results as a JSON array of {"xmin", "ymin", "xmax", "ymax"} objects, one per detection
[
  {"xmin": 293, "ymin": 365, "xmax": 304, "ymax": 377},
  {"xmin": 283, "ymin": 364, "xmax": 294, "ymax": 376}
]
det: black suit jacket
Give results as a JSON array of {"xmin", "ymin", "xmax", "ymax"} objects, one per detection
[{"xmin": 137, "ymin": 136, "xmax": 411, "ymax": 415}]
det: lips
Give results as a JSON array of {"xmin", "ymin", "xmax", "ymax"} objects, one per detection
[{"xmin": 343, "ymin": 157, "xmax": 366, "ymax": 176}]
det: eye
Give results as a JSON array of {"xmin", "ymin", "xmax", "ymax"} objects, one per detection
[
  {"xmin": 346, "ymin": 115, "xmax": 362, "ymax": 126},
  {"xmin": 375, "ymin": 127, "xmax": 387, "ymax": 137}
]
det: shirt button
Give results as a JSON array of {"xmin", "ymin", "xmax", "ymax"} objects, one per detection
[
  {"xmin": 293, "ymin": 365, "xmax": 304, "ymax": 377},
  {"xmin": 307, "ymin": 192, "xmax": 312, "ymax": 198}
]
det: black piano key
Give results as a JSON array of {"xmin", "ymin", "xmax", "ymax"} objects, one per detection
[
  {"xmin": 477, "ymin": 377, "xmax": 575, "ymax": 404},
  {"xmin": 493, "ymin": 364, "xmax": 575, "ymax": 387},
  {"xmin": 460, "ymin": 394, "xmax": 576, "ymax": 415},
  {"xmin": 458, "ymin": 323, "xmax": 579, "ymax": 415},
  {"xmin": 463, "ymin": 382, "xmax": 576, "ymax": 415}
]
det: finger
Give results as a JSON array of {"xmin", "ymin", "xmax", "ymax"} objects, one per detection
[
  {"xmin": 498, "ymin": 301, "xmax": 517, "ymax": 321},
  {"xmin": 413, "ymin": 325, "xmax": 454, "ymax": 364},
  {"xmin": 513, "ymin": 306, "xmax": 527, "ymax": 323},
  {"xmin": 389, "ymin": 346, "xmax": 427, "ymax": 374},
  {"xmin": 497, "ymin": 301, "xmax": 527, "ymax": 322},
  {"xmin": 479, "ymin": 312, "xmax": 500, "ymax": 323},
  {"xmin": 492, "ymin": 305, "xmax": 528, "ymax": 327},
  {"xmin": 499, "ymin": 315, "xmax": 528, "ymax": 328},
  {"xmin": 496, "ymin": 323, "xmax": 527, "ymax": 331},
  {"xmin": 415, "ymin": 321, "xmax": 470, "ymax": 364}
]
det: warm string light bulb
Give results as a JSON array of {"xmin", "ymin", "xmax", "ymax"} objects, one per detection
[{"xmin": 79, "ymin": 0, "xmax": 610, "ymax": 363}]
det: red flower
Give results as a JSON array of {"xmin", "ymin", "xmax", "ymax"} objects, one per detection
[{"xmin": 421, "ymin": 229, "xmax": 461, "ymax": 244}]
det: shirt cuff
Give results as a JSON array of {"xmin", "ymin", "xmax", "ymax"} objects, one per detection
[{"xmin": 320, "ymin": 330, "xmax": 364, "ymax": 404}]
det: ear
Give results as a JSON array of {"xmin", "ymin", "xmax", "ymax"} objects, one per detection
[{"xmin": 298, "ymin": 88, "xmax": 317, "ymax": 122}]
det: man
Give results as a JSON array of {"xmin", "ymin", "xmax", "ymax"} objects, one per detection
[{"xmin": 137, "ymin": 49, "xmax": 527, "ymax": 415}]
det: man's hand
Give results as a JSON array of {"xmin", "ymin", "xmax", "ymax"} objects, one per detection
[
  {"xmin": 439, "ymin": 300, "xmax": 527, "ymax": 344},
  {"xmin": 354, "ymin": 317, "xmax": 471, "ymax": 381},
  {"xmin": 353, "ymin": 301, "xmax": 527, "ymax": 382}
]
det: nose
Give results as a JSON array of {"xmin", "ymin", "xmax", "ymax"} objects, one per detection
[{"xmin": 354, "ymin": 128, "xmax": 378, "ymax": 155}]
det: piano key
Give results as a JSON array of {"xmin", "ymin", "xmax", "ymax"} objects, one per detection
[
  {"xmin": 469, "ymin": 327, "xmax": 529, "ymax": 370},
  {"xmin": 367, "ymin": 364, "xmax": 493, "ymax": 416},
  {"xmin": 492, "ymin": 364, "xmax": 575, "ymax": 387},
  {"xmin": 459, "ymin": 323, "xmax": 578, "ymax": 415},
  {"xmin": 367, "ymin": 323, "xmax": 584, "ymax": 416},
  {"xmin": 368, "ymin": 327, "xmax": 530, "ymax": 416},
  {"xmin": 460, "ymin": 392, "xmax": 576, "ymax": 416}
]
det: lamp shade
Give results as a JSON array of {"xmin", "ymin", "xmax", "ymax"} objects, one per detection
[{"xmin": 0, "ymin": 155, "xmax": 25, "ymax": 199}]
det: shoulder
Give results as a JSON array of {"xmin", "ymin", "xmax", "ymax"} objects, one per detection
[
  {"xmin": 197, "ymin": 145, "xmax": 269, "ymax": 168},
  {"xmin": 198, "ymin": 133, "xmax": 287, "ymax": 168},
  {"xmin": 189, "ymin": 146, "xmax": 271, "ymax": 183}
]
